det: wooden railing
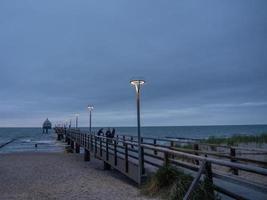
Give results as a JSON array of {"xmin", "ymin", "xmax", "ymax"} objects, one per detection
[
  {"xmin": 55, "ymin": 127, "xmax": 267, "ymax": 200},
  {"xmin": 118, "ymin": 134, "xmax": 267, "ymax": 172}
]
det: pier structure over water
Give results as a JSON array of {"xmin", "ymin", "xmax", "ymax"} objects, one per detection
[
  {"xmin": 54, "ymin": 127, "xmax": 267, "ymax": 200},
  {"xmin": 42, "ymin": 118, "xmax": 52, "ymax": 134}
]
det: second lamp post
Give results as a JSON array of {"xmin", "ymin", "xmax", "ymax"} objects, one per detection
[
  {"xmin": 87, "ymin": 105, "xmax": 94, "ymax": 133},
  {"xmin": 130, "ymin": 79, "xmax": 145, "ymax": 186}
]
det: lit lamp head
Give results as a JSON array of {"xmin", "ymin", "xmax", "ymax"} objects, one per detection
[
  {"xmin": 87, "ymin": 105, "xmax": 94, "ymax": 111},
  {"xmin": 130, "ymin": 79, "xmax": 145, "ymax": 93}
]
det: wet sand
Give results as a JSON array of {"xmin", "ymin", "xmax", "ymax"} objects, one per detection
[{"xmin": 0, "ymin": 152, "xmax": 153, "ymax": 200}]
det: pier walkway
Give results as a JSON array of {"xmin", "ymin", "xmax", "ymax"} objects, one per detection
[{"xmin": 55, "ymin": 127, "xmax": 267, "ymax": 200}]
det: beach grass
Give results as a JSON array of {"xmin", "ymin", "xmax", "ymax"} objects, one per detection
[
  {"xmin": 142, "ymin": 165, "xmax": 219, "ymax": 200},
  {"xmin": 202, "ymin": 133, "xmax": 267, "ymax": 146}
]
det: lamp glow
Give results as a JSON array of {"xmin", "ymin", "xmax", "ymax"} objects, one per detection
[
  {"xmin": 87, "ymin": 105, "xmax": 94, "ymax": 111},
  {"xmin": 130, "ymin": 80, "xmax": 145, "ymax": 93}
]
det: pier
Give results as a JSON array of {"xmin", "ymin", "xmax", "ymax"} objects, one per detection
[{"xmin": 55, "ymin": 127, "xmax": 267, "ymax": 200}]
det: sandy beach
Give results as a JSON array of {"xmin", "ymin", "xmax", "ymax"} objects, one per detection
[{"xmin": 0, "ymin": 152, "xmax": 153, "ymax": 200}]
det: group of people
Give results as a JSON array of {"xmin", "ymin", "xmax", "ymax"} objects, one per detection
[{"xmin": 96, "ymin": 128, "xmax": 115, "ymax": 138}]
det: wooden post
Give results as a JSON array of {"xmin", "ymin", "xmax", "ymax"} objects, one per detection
[
  {"xmin": 131, "ymin": 136, "xmax": 134, "ymax": 148},
  {"xmin": 164, "ymin": 152, "xmax": 169, "ymax": 166},
  {"xmin": 125, "ymin": 143, "xmax": 129, "ymax": 173},
  {"xmin": 75, "ymin": 143, "xmax": 80, "ymax": 153},
  {"xmin": 84, "ymin": 149, "xmax": 90, "ymax": 161},
  {"xmin": 82, "ymin": 133, "xmax": 84, "ymax": 146},
  {"xmin": 153, "ymin": 139, "xmax": 157, "ymax": 155},
  {"xmin": 94, "ymin": 136, "xmax": 97, "ymax": 157},
  {"xmin": 65, "ymin": 135, "xmax": 68, "ymax": 143},
  {"xmin": 114, "ymin": 140, "xmax": 117, "ymax": 166},
  {"xmin": 183, "ymin": 161, "xmax": 206, "ymax": 200},
  {"xmin": 204, "ymin": 162, "xmax": 214, "ymax": 199},
  {"xmin": 230, "ymin": 147, "xmax": 238, "ymax": 175},
  {"xmin": 100, "ymin": 137, "xmax": 103, "ymax": 157},
  {"xmin": 90, "ymin": 134, "xmax": 93, "ymax": 151},
  {"xmin": 170, "ymin": 141, "xmax": 175, "ymax": 158},
  {"xmin": 194, "ymin": 143, "xmax": 199, "ymax": 165},
  {"xmin": 104, "ymin": 161, "xmax": 111, "ymax": 170},
  {"xmin": 123, "ymin": 135, "xmax": 125, "ymax": 146},
  {"xmin": 70, "ymin": 140, "xmax": 74, "ymax": 150},
  {"xmin": 170, "ymin": 141, "xmax": 174, "ymax": 148},
  {"xmin": 141, "ymin": 146, "xmax": 145, "ymax": 174},
  {"xmin": 106, "ymin": 138, "xmax": 109, "ymax": 161},
  {"xmin": 103, "ymin": 137, "xmax": 111, "ymax": 170},
  {"xmin": 87, "ymin": 135, "xmax": 90, "ymax": 149}
]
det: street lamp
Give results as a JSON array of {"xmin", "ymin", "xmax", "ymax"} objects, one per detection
[
  {"xmin": 130, "ymin": 79, "xmax": 145, "ymax": 186},
  {"xmin": 64, "ymin": 120, "xmax": 68, "ymax": 128},
  {"xmin": 75, "ymin": 114, "xmax": 79, "ymax": 129},
  {"xmin": 87, "ymin": 105, "xmax": 94, "ymax": 133}
]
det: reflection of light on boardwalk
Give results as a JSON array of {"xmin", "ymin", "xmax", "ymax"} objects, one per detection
[{"xmin": 54, "ymin": 127, "xmax": 267, "ymax": 200}]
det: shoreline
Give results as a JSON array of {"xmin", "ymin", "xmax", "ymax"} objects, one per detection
[{"xmin": 0, "ymin": 152, "xmax": 152, "ymax": 200}]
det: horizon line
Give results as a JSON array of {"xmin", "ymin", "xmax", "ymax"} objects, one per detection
[{"xmin": 1, "ymin": 123, "xmax": 267, "ymax": 128}]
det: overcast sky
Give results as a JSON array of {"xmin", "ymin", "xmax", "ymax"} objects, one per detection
[{"xmin": 0, "ymin": 0, "xmax": 266, "ymax": 127}]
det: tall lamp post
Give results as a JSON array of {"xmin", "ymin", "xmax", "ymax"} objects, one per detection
[
  {"xmin": 87, "ymin": 105, "xmax": 94, "ymax": 133},
  {"xmin": 75, "ymin": 114, "xmax": 79, "ymax": 129},
  {"xmin": 130, "ymin": 79, "xmax": 145, "ymax": 186}
]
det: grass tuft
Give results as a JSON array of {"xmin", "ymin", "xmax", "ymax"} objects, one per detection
[
  {"xmin": 203, "ymin": 133, "xmax": 267, "ymax": 146},
  {"xmin": 142, "ymin": 166, "xmax": 219, "ymax": 200}
]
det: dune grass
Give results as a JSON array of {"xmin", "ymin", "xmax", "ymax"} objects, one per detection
[
  {"xmin": 142, "ymin": 165, "xmax": 219, "ymax": 200},
  {"xmin": 203, "ymin": 133, "xmax": 267, "ymax": 146}
]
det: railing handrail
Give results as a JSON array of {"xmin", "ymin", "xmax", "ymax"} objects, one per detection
[
  {"xmin": 117, "ymin": 134, "xmax": 267, "ymax": 153},
  {"xmin": 141, "ymin": 143, "xmax": 267, "ymax": 176}
]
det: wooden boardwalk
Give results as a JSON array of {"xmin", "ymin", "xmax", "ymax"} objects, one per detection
[{"xmin": 55, "ymin": 127, "xmax": 267, "ymax": 200}]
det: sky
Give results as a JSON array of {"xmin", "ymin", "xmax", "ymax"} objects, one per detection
[{"xmin": 0, "ymin": 0, "xmax": 266, "ymax": 127}]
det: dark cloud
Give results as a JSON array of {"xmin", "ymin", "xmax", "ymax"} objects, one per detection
[{"xmin": 0, "ymin": 0, "xmax": 267, "ymax": 127}]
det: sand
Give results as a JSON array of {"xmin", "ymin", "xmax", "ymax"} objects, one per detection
[{"xmin": 0, "ymin": 152, "xmax": 154, "ymax": 200}]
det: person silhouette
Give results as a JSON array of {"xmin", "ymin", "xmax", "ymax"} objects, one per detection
[
  {"xmin": 105, "ymin": 128, "xmax": 111, "ymax": 138},
  {"xmin": 97, "ymin": 128, "xmax": 104, "ymax": 136},
  {"xmin": 110, "ymin": 128, "xmax": 115, "ymax": 138}
]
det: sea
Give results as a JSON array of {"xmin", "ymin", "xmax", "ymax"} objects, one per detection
[{"xmin": 0, "ymin": 125, "xmax": 267, "ymax": 153}]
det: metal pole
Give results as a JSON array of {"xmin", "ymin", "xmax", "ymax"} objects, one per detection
[
  {"xmin": 89, "ymin": 110, "xmax": 92, "ymax": 134},
  {"xmin": 76, "ymin": 116, "xmax": 78, "ymax": 128},
  {"xmin": 136, "ymin": 84, "xmax": 142, "ymax": 186}
]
